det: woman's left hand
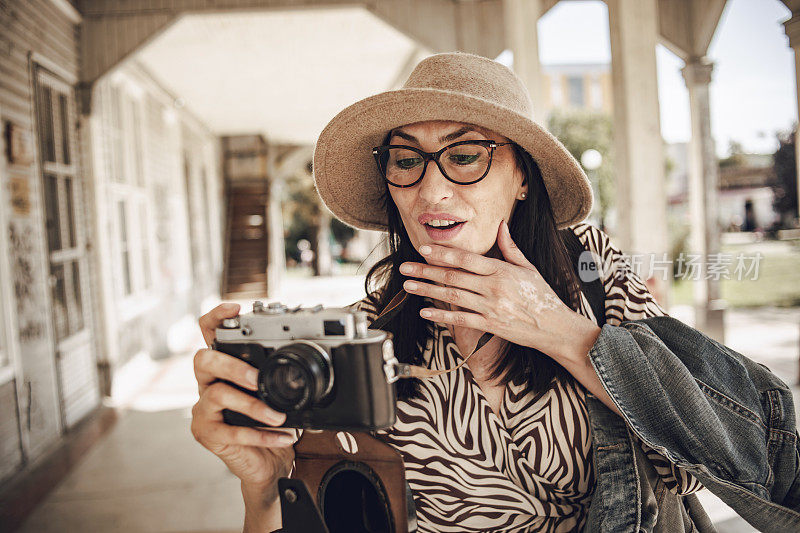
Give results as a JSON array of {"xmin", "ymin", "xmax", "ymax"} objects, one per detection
[{"xmin": 399, "ymin": 221, "xmax": 601, "ymax": 365}]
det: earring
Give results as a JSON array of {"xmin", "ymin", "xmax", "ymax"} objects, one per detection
[{"xmin": 520, "ymin": 192, "xmax": 527, "ymax": 200}]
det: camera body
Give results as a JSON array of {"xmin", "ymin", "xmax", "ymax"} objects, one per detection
[{"xmin": 214, "ymin": 301, "xmax": 398, "ymax": 431}]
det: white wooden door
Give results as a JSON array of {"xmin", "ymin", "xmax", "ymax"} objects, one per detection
[
  {"xmin": 33, "ymin": 65, "xmax": 99, "ymax": 429},
  {"xmin": 0, "ymin": 102, "xmax": 25, "ymax": 479}
]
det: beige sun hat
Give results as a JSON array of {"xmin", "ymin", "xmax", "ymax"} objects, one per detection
[{"xmin": 313, "ymin": 51, "xmax": 593, "ymax": 232}]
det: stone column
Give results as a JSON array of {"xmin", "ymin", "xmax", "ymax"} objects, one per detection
[
  {"xmin": 503, "ymin": 0, "xmax": 545, "ymax": 123},
  {"xmin": 264, "ymin": 141, "xmax": 285, "ymax": 297},
  {"xmin": 784, "ymin": 7, "xmax": 800, "ymax": 223},
  {"xmin": 682, "ymin": 58, "xmax": 725, "ymax": 344},
  {"xmin": 607, "ymin": 0, "xmax": 671, "ymax": 307},
  {"xmin": 267, "ymin": 176, "xmax": 285, "ymax": 295},
  {"xmin": 313, "ymin": 208, "xmax": 332, "ymax": 277}
]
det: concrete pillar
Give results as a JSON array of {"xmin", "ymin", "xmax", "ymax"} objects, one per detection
[
  {"xmin": 503, "ymin": 0, "xmax": 545, "ymax": 123},
  {"xmin": 607, "ymin": 0, "xmax": 671, "ymax": 307},
  {"xmin": 784, "ymin": 8, "xmax": 800, "ymax": 223},
  {"xmin": 682, "ymin": 58, "xmax": 725, "ymax": 344},
  {"xmin": 795, "ymin": 47, "xmax": 800, "ymax": 225},
  {"xmin": 267, "ymin": 177, "xmax": 285, "ymax": 295},
  {"xmin": 314, "ymin": 209, "xmax": 332, "ymax": 277},
  {"xmin": 264, "ymin": 144, "xmax": 285, "ymax": 297}
]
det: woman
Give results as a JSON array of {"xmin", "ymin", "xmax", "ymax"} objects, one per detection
[{"xmin": 192, "ymin": 52, "xmax": 799, "ymax": 532}]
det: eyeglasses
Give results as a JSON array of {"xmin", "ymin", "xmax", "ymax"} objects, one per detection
[{"xmin": 372, "ymin": 140, "xmax": 513, "ymax": 188}]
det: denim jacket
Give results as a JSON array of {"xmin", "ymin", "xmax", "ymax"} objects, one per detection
[{"xmin": 582, "ymin": 315, "xmax": 800, "ymax": 533}]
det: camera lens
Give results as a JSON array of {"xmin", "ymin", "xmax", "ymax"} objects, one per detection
[{"xmin": 259, "ymin": 341, "xmax": 332, "ymax": 412}]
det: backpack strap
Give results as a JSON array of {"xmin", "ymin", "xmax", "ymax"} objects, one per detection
[{"xmin": 562, "ymin": 228, "xmax": 606, "ymax": 327}]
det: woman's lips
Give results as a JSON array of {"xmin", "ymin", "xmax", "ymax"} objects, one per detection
[{"xmin": 423, "ymin": 221, "xmax": 466, "ymax": 241}]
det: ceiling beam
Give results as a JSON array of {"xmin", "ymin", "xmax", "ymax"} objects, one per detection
[
  {"xmin": 542, "ymin": 0, "xmax": 559, "ymax": 16},
  {"xmin": 77, "ymin": 0, "xmax": 358, "ymax": 16},
  {"xmin": 657, "ymin": 0, "xmax": 691, "ymax": 60},
  {"xmin": 368, "ymin": 0, "xmax": 505, "ymax": 57},
  {"xmin": 782, "ymin": 0, "xmax": 800, "ymax": 12},
  {"xmin": 690, "ymin": 0, "xmax": 727, "ymax": 57},
  {"xmin": 78, "ymin": 0, "xmax": 361, "ymax": 94},
  {"xmin": 783, "ymin": 1, "xmax": 800, "ymax": 49},
  {"xmin": 658, "ymin": 0, "xmax": 727, "ymax": 61},
  {"xmin": 367, "ymin": 0, "xmax": 459, "ymax": 52}
]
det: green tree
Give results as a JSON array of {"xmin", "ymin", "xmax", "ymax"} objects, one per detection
[
  {"xmin": 282, "ymin": 169, "xmax": 318, "ymax": 263},
  {"xmin": 547, "ymin": 109, "xmax": 614, "ymax": 229},
  {"xmin": 283, "ymin": 166, "xmax": 355, "ymax": 274},
  {"xmin": 719, "ymin": 140, "xmax": 747, "ymax": 168},
  {"xmin": 330, "ymin": 217, "xmax": 355, "ymax": 248},
  {"xmin": 772, "ymin": 129, "xmax": 797, "ymax": 228}
]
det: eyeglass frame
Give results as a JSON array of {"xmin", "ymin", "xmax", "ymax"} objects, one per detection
[{"xmin": 371, "ymin": 139, "xmax": 514, "ymax": 188}]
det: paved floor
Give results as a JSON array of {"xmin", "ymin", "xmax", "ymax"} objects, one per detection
[{"xmin": 18, "ymin": 275, "xmax": 800, "ymax": 532}]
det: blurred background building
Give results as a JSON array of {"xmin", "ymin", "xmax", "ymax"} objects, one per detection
[{"xmin": 0, "ymin": 0, "xmax": 799, "ymax": 531}]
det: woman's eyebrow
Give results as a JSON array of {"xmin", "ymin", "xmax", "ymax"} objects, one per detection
[{"xmin": 390, "ymin": 126, "xmax": 485, "ymax": 145}]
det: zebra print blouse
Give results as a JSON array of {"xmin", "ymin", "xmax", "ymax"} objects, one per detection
[{"xmin": 352, "ymin": 222, "xmax": 703, "ymax": 533}]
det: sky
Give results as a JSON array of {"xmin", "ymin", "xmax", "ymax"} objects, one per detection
[{"xmin": 534, "ymin": 0, "xmax": 795, "ymax": 156}]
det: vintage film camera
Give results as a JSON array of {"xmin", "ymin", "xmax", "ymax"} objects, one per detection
[
  {"xmin": 213, "ymin": 301, "xmax": 399, "ymax": 431},
  {"xmin": 214, "ymin": 301, "xmax": 415, "ymax": 532}
]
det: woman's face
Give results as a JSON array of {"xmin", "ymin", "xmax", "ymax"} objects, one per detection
[{"xmin": 387, "ymin": 120, "xmax": 527, "ymax": 256}]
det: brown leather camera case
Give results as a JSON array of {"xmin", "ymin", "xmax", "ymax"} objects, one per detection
[{"xmin": 292, "ymin": 430, "xmax": 409, "ymax": 532}]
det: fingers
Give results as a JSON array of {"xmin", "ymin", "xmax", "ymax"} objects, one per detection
[
  {"xmin": 191, "ymin": 383, "xmax": 295, "ymax": 452},
  {"xmin": 418, "ymin": 306, "xmax": 489, "ymax": 331},
  {"xmin": 418, "ymin": 244, "xmax": 500, "ymax": 276},
  {"xmin": 194, "ymin": 347, "xmax": 259, "ymax": 395},
  {"xmin": 403, "ymin": 279, "xmax": 485, "ymax": 313},
  {"xmin": 198, "ymin": 381, "xmax": 286, "ymax": 427},
  {"xmin": 497, "ymin": 220, "xmax": 533, "ymax": 268},
  {"xmin": 192, "ymin": 418, "xmax": 296, "ymax": 449},
  {"xmin": 199, "ymin": 303, "xmax": 241, "ymax": 347},
  {"xmin": 400, "ymin": 262, "xmax": 484, "ymax": 294}
]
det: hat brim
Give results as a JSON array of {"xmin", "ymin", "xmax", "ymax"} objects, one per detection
[{"xmin": 313, "ymin": 88, "xmax": 593, "ymax": 232}]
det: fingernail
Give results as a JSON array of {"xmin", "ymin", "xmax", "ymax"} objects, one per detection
[
  {"xmin": 267, "ymin": 410, "xmax": 286, "ymax": 426},
  {"xmin": 246, "ymin": 369, "xmax": 258, "ymax": 387},
  {"xmin": 404, "ymin": 281, "xmax": 418, "ymax": 291},
  {"xmin": 399, "ymin": 263, "xmax": 412, "ymax": 274},
  {"xmin": 278, "ymin": 434, "xmax": 295, "ymax": 445},
  {"xmin": 420, "ymin": 309, "xmax": 432, "ymax": 318},
  {"xmin": 419, "ymin": 245, "xmax": 432, "ymax": 255}
]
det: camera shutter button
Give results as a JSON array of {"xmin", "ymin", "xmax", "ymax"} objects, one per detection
[{"xmin": 221, "ymin": 318, "xmax": 240, "ymax": 329}]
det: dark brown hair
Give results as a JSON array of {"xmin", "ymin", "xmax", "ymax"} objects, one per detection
[{"xmin": 364, "ymin": 143, "xmax": 583, "ymax": 401}]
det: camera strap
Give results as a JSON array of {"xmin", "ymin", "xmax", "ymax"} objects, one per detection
[{"xmin": 369, "ymin": 289, "xmax": 494, "ymax": 380}]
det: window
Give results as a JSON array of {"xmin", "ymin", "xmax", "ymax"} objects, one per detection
[
  {"xmin": 129, "ymin": 99, "xmax": 144, "ymax": 186},
  {"xmin": 139, "ymin": 202, "xmax": 151, "ymax": 290},
  {"xmin": 39, "ymin": 86, "xmax": 56, "ymax": 162},
  {"xmin": 567, "ymin": 76, "xmax": 585, "ymax": 107},
  {"xmin": 200, "ymin": 168, "xmax": 211, "ymax": 237},
  {"xmin": 110, "ymin": 85, "xmax": 126, "ymax": 183},
  {"xmin": 118, "ymin": 200, "xmax": 132, "ymax": 296},
  {"xmin": 59, "ymin": 94, "xmax": 71, "ymax": 165},
  {"xmin": 43, "ymin": 176, "xmax": 84, "ymax": 339},
  {"xmin": 589, "ymin": 75, "xmax": 603, "ymax": 109},
  {"xmin": 105, "ymin": 80, "xmax": 154, "ymax": 300},
  {"xmin": 550, "ymin": 75, "xmax": 563, "ymax": 107}
]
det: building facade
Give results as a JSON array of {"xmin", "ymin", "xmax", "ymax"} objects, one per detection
[
  {"xmin": 540, "ymin": 62, "xmax": 613, "ymax": 118},
  {"xmin": 0, "ymin": 0, "xmax": 223, "ymax": 484}
]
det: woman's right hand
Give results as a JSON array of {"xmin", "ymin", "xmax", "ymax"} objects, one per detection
[{"xmin": 191, "ymin": 303, "xmax": 297, "ymax": 501}]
